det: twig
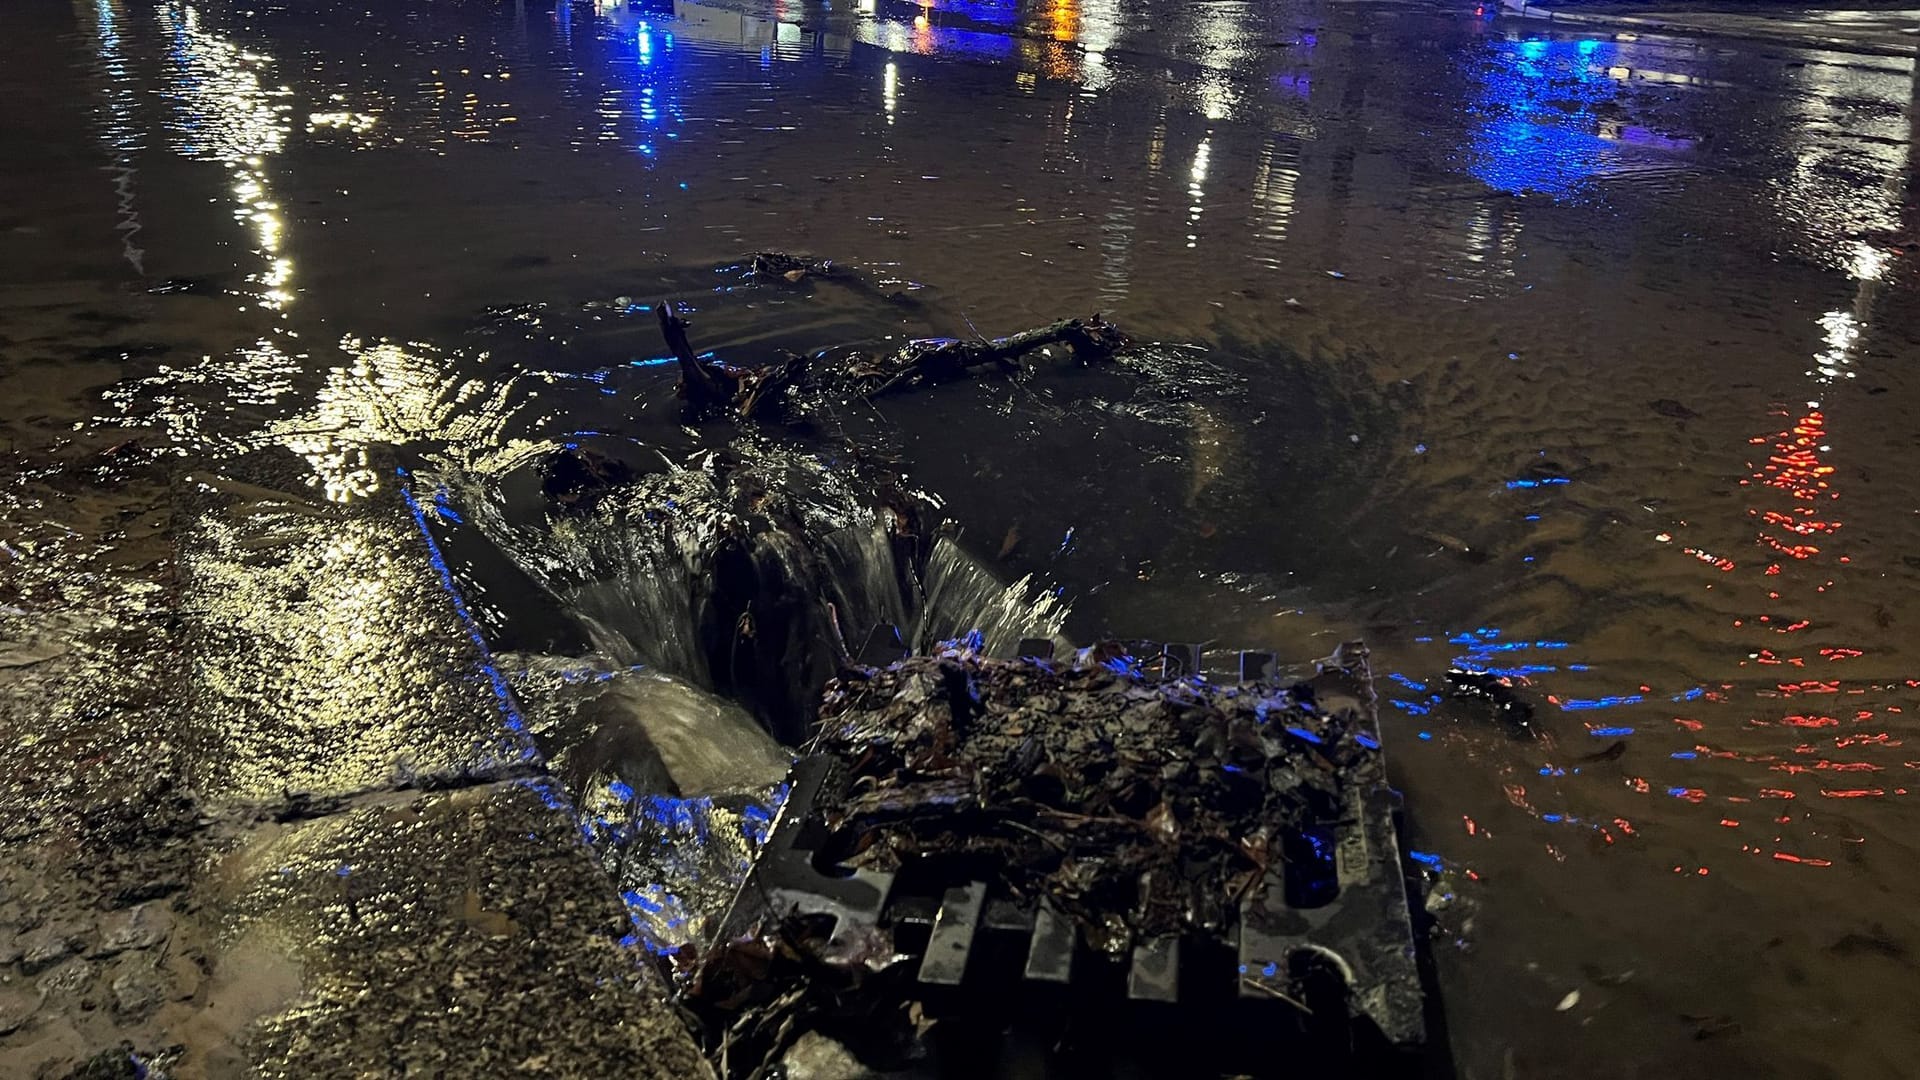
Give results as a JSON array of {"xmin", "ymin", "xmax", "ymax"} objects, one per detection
[
  {"xmin": 1001, "ymin": 816, "xmax": 1069, "ymax": 852},
  {"xmin": 1243, "ymin": 977, "xmax": 1315, "ymax": 1015},
  {"xmin": 659, "ymin": 300, "xmax": 735, "ymax": 406},
  {"xmin": 820, "ymin": 598, "xmax": 855, "ymax": 668}
]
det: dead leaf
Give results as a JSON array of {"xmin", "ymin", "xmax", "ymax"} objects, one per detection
[{"xmin": 998, "ymin": 524, "xmax": 1022, "ymax": 560}]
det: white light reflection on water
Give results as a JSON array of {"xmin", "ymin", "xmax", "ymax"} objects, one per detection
[
  {"xmin": 89, "ymin": 0, "xmax": 146, "ymax": 275},
  {"xmin": 307, "ymin": 109, "xmax": 379, "ymax": 135},
  {"xmin": 1811, "ymin": 309, "xmax": 1861, "ymax": 384},
  {"xmin": 1250, "ymin": 134, "xmax": 1299, "ymax": 256},
  {"xmin": 1186, "ymin": 134, "xmax": 1210, "ymax": 249},
  {"xmin": 1099, "ymin": 198, "xmax": 1134, "ymax": 306},
  {"xmin": 1186, "ymin": 0, "xmax": 1243, "ymax": 121},
  {"xmin": 1784, "ymin": 59, "xmax": 1912, "ymax": 391}
]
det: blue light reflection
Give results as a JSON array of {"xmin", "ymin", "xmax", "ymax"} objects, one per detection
[{"xmin": 1463, "ymin": 35, "xmax": 1681, "ymax": 198}]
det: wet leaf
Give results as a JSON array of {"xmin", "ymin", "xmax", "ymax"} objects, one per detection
[
  {"xmin": 1686, "ymin": 1014, "xmax": 1740, "ymax": 1040},
  {"xmin": 1650, "ymin": 398, "xmax": 1701, "ymax": 420},
  {"xmin": 1577, "ymin": 740, "xmax": 1627, "ymax": 763}
]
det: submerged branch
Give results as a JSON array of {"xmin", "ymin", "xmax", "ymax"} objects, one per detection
[
  {"xmin": 660, "ymin": 300, "xmax": 736, "ymax": 407},
  {"xmin": 854, "ymin": 315, "xmax": 1130, "ymax": 398},
  {"xmin": 655, "ymin": 301, "xmax": 1130, "ymax": 420}
]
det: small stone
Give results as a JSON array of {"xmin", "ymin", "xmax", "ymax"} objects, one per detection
[
  {"xmin": 20, "ymin": 927, "xmax": 75, "ymax": 974},
  {"xmin": 162, "ymin": 949, "xmax": 203, "ymax": 1001},
  {"xmin": 1556, "ymin": 989, "xmax": 1581, "ymax": 1011},
  {"xmin": 0, "ymin": 987, "xmax": 38, "ymax": 1035},
  {"xmin": 90, "ymin": 904, "xmax": 171, "ymax": 958},
  {"xmin": 62, "ymin": 1043, "xmax": 141, "ymax": 1080},
  {"xmin": 109, "ymin": 957, "xmax": 171, "ymax": 1020},
  {"xmin": 782, "ymin": 1030, "xmax": 868, "ymax": 1080},
  {"xmin": 109, "ymin": 878, "xmax": 185, "ymax": 908},
  {"xmin": 38, "ymin": 957, "xmax": 95, "ymax": 997}
]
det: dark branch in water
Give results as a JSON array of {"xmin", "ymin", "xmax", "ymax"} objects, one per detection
[
  {"xmin": 660, "ymin": 299, "xmax": 736, "ymax": 407},
  {"xmin": 748, "ymin": 250, "xmax": 925, "ymax": 309},
  {"xmin": 749, "ymin": 251, "xmax": 837, "ymax": 283},
  {"xmin": 660, "ymin": 299, "xmax": 807, "ymax": 419},
  {"xmin": 735, "ymin": 353, "xmax": 807, "ymax": 419},
  {"xmin": 656, "ymin": 300, "xmax": 1130, "ymax": 420},
  {"xmin": 853, "ymin": 315, "xmax": 1130, "ymax": 398}
]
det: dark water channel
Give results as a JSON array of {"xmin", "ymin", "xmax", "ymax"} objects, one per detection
[{"xmin": 4, "ymin": 0, "xmax": 1919, "ymax": 1075}]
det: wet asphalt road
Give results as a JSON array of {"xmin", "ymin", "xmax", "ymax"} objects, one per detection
[{"xmin": 3, "ymin": 0, "xmax": 1919, "ymax": 1076}]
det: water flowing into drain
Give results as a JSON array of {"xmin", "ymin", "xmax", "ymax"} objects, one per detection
[
  {"xmin": 501, "ymin": 652, "xmax": 792, "ymax": 958},
  {"xmin": 474, "ymin": 459, "xmax": 1069, "ymax": 963},
  {"xmin": 916, "ymin": 536, "xmax": 1068, "ymax": 655},
  {"xmin": 467, "ymin": 452, "xmax": 1070, "ymax": 741},
  {"xmin": 817, "ymin": 518, "xmax": 912, "ymax": 644}
]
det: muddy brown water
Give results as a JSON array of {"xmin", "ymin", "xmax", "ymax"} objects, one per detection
[{"xmin": 3, "ymin": 0, "xmax": 1918, "ymax": 1076}]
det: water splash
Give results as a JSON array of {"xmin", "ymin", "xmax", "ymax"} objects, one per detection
[
  {"xmin": 915, "ymin": 535, "xmax": 1068, "ymax": 655},
  {"xmin": 475, "ymin": 466, "xmax": 737, "ymax": 681},
  {"xmin": 818, "ymin": 518, "xmax": 912, "ymax": 638},
  {"xmin": 501, "ymin": 652, "xmax": 790, "ymax": 797}
]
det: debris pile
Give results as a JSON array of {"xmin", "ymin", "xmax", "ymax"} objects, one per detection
[
  {"xmin": 747, "ymin": 251, "xmax": 837, "ymax": 283},
  {"xmin": 679, "ymin": 645, "xmax": 1394, "ymax": 1077},
  {"xmin": 806, "ymin": 650, "xmax": 1377, "ymax": 950}
]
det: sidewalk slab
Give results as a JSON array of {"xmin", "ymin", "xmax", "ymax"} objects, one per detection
[{"xmin": 1, "ymin": 449, "xmax": 710, "ymax": 1078}]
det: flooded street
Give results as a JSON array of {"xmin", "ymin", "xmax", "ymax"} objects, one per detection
[{"xmin": 4, "ymin": 0, "xmax": 1919, "ymax": 1075}]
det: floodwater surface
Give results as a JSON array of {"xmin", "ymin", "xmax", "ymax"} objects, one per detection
[{"xmin": 3, "ymin": 0, "xmax": 1918, "ymax": 1076}]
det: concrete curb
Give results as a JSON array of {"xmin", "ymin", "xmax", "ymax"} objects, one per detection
[{"xmin": 1499, "ymin": 0, "xmax": 1920, "ymax": 57}]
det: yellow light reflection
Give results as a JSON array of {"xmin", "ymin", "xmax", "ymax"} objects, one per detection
[
  {"xmin": 185, "ymin": 504, "xmax": 515, "ymax": 801},
  {"xmin": 159, "ymin": 3, "xmax": 295, "ymax": 311},
  {"xmin": 1048, "ymin": 0, "xmax": 1078, "ymax": 42},
  {"xmin": 269, "ymin": 338, "xmax": 542, "ymax": 503}
]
